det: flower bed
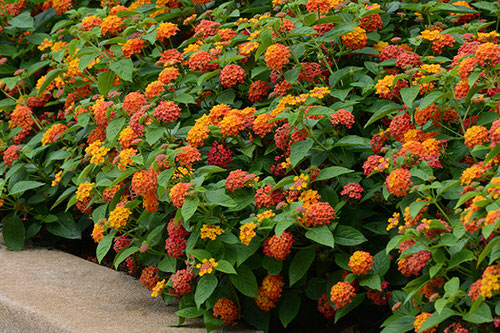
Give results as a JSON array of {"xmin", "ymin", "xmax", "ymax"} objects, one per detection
[{"xmin": 0, "ymin": 0, "xmax": 499, "ymax": 332}]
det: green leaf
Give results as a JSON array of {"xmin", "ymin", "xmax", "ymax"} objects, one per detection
[
  {"xmin": 409, "ymin": 201, "xmax": 427, "ymax": 219},
  {"xmin": 320, "ymin": 22, "xmax": 358, "ymax": 41},
  {"xmin": 477, "ymin": 237, "xmax": 500, "ymax": 266},
  {"xmin": 334, "ymin": 225, "xmax": 367, "ymax": 246},
  {"xmin": 2, "ymin": 214, "xmax": 25, "ymax": 251},
  {"xmin": 485, "ymin": 144, "xmax": 500, "ymax": 164},
  {"xmin": 315, "ymin": 166, "xmax": 354, "ymax": 181},
  {"xmin": 46, "ymin": 211, "xmax": 80, "ymax": 238},
  {"xmin": 380, "ymin": 315, "xmax": 415, "ymax": 333},
  {"xmin": 229, "ymin": 264, "xmax": 258, "ymax": 297},
  {"xmin": 203, "ymin": 312, "xmax": 224, "ymax": 333},
  {"xmin": 216, "ymin": 259, "xmax": 237, "ymax": 274},
  {"xmin": 373, "ymin": 250, "xmax": 391, "ymax": 276},
  {"xmin": 279, "ymin": 294, "xmax": 301, "ymax": 328},
  {"xmin": 463, "ymin": 302, "xmax": 493, "ymax": 324},
  {"xmin": 9, "ymin": 11, "xmax": 34, "ymax": 29},
  {"xmin": 113, "ymin": 246, "xmax": 140, "ymax": 268},
  {"xmin": 205, "ymin": 189, "xmax": 236, "ymax": 207},
  {"xmin": 109, "ymin": 58, "xmax": 134, "ymax": 82},
  {"xmin": 448, "ymin": 249, "xmax": 474, "ymax": 269},
  {"xmin": 181, "ymin": 197, "xmax": 198, "ymax": 221},
  {"xmin": 51, "ymin": 187, "xmax": 76, "ymax": 210},
  {"xmin": 334, "ymin": 135, "xmax": 371, "ymax": 149},
  {"xmin": 284, "ymin": 68, "xmax": 300, "ymax": 84},
  {"xmin": 145, "ymin": 126, "xmax": 165, "ymax": 145},
  {"xmin": 418, "ymin": 308, "xmax": 455, "ymax": 332},
  {"xmin": 195, "ymin": 275, "xmax": 218, "ymax": 308},
  {"xmin": 419, "ymin": 90, "xmax": 442, "ymax": 110},
  {"xmin": 175, "ymin": 307, "xmax": 204, "ymax": 318},
  {"xmin": 359, "ymin": 274, "xmax": 381, "ymax": 290},
  {"xmin": 96, "ymin": 231, "xmax": 116, "ymax": 263},
  {"xmin": 106, "ymin": 117, "xmax": 125, "ymax": 143},
  {"xmin": 275, "ymin": 218, "xmax": 295, "ymax": 237},
  {"xmin": 38, "ymin": 69, "xmax": 63, "ymax": 95},
  {"xmin": 10, "ymin": 181, "xmax": 45, "ymax": 196},
  {"xmin": 289, "ymin": 247, "xmax": 315, "ymax": 286},
  {"xmin": 97, "ymin": 70, "xmax": 115, "ymax": 97},
  {"xmin": 334, "ymin": 294, "xmax": 364, "ymax": 323},
  {"xmin": 400, "ymin": 85, "xmax": 419, "ymax": 108},
  {"xmin": 262, "ymin": 256, "xmax": 283, "ymax": 275},
  {"xmin": 158, "ymin": 256, "xmax": 177, "ymax": 273},
  {"xmin": 305, "ymin": 225, "xmax": 334, "ymax": 248},
  {"xmin": 290, "ymin": 138, "xmax": 313, "ymax": 167},
  {"xmin": 174, "ymin": 93, "xmax": 196, "ymax": 104}
]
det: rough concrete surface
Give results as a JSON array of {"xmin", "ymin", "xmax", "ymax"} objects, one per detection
[{"xmin": 0, "ymin": 239, "xmax": 256, "ymax": 333}]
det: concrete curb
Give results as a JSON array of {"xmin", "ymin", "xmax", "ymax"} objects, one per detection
[{"xmin": 0, "ymin": 240, "xmax": 255, "ymax": 333}]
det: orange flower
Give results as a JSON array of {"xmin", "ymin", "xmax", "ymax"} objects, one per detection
[
  {"xmin": 145, "ymin": 80, "xmax": 165, "ymax": 100},
  {"xmin": 187, "ymin": 114, "xmax": 211, "ymax": 147},
  {"xmin": 157, "ymin": 22, "xmax": 179, "ymax": 42},
  {"xmin": 154, "ymin": 101, "xmax": 181, "ymax": 123},
  {"xmin": 119, "ymin": 126, "xmax": 138, "ymax": 149},
  {"xmin": 213, "ymin": 298, "xmax": 238, "ymax": 325},
  {"xmin": 341, "ymin": 26, "xmax": 368, "ymax": 50},
  {"xmin": 169, "ymin": 182, "xmax": 193, "ymax": 208},
  {"xmin": 123, "ymin": 92, "xmax": 147, "ymax": 115},
  {"xmin": 100, "ymin": 15, "xmax": 124, "ymax": 35},
  {"xmin": 220, "ymin": 64, "xmax": 246, "ymax": 88},
  {"xmin": 91, "ymin": 224, "xmax": 104, "ymax": 243},
  {"xmin": 305, "ymin": 202, "xmax": 335, "ymax": 227},
  {"xmin": 41, "ymin": 123, "xmax": 67, "ymax": 146},
  {"xmin": 218, "ymin": 110, "xmax": 247, "ymax": 137},
  {"xmin": 305, "ymin": 0, "xmax": 341, "ymax": 14},
  {"xmin": 348, "ymin": 251, "xmax": 374, "ymax": 275},
  {"xmin": 81, "ymin": 15, "xmax": 102, "ymax": 31},
  {"xmin": 264, "ymin": 44, "xmax": 290, "ymax": 71},
  {"xmin": 464, "ymin": 125, "xmax": 489, "ymax": 149},
  {"xmin": 476, "ymin": 42, "xmax": 500, "ymax": 65},
  {"xmin": 253, "ymin": 113, "xmax": 275, "ymax": 137},
  {"xmin": 131, "ymin": 169, "xmax": 157, "ymax": 196},
  {"xmin": 330, "ymin": 281, "xmax": 356, "ymax": 309},
  {"xmin": 158, "ymin": 67, "xmax": 180, "ymax": 84},
  {"xmin": 263, "ymin": 231, "xmax": 294, "ymax": 260},
  {"xmin": 176, "ymin": 145, "xmax": 201, "ymax": 168},
  {"xmin": 118, "ymin": 148, "xmax": 137, "ymax": 171},
  {"xmin": 11, "ymin": 104, "xmax": 34, "ymax": 130},
  {"xmin": 385, "ymin": 168, "xmax": 412, "ymax": 197},
  {"xmin": 122, "ymin": 38, "xmax": 146, "ymax": 58},
  {"xmin": 200, "ymin": 224, "xmax": 224, "ymax": 240},
  {"xmin": 413, "ymin": 312, "xmax": 435, "ymax": 333}
]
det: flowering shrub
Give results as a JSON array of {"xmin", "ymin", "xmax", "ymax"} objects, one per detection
[{"xmin": 0, "ymin": 0, "xmax": 500, "ymax": 332}]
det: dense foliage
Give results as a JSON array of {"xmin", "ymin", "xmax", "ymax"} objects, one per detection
[{"xmin": 1, "ymin": 0, "xmax": 500, "ymax": 332}]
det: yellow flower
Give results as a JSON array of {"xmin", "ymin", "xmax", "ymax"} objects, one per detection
[
  {"xmin": 76, "ymin": 181, "xmax": 94, "ymax": 201},
  {"xmin": 200, "ymin": 224, "xmax": 224, "ymax": 240},
  {"xmin": 196, "ymin": 258, "xmax": 218, "ymax": 276},
  {"xmin": 240, "ymin": 222, "xmax": 257, "ymax": 246},
  {"xmin": 151, "ymin": 279, "xmax": 166, "ymax": 297},
  {"xmin": 51, "ymin": 171, "xmax": 63, "ymax": 187}
]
